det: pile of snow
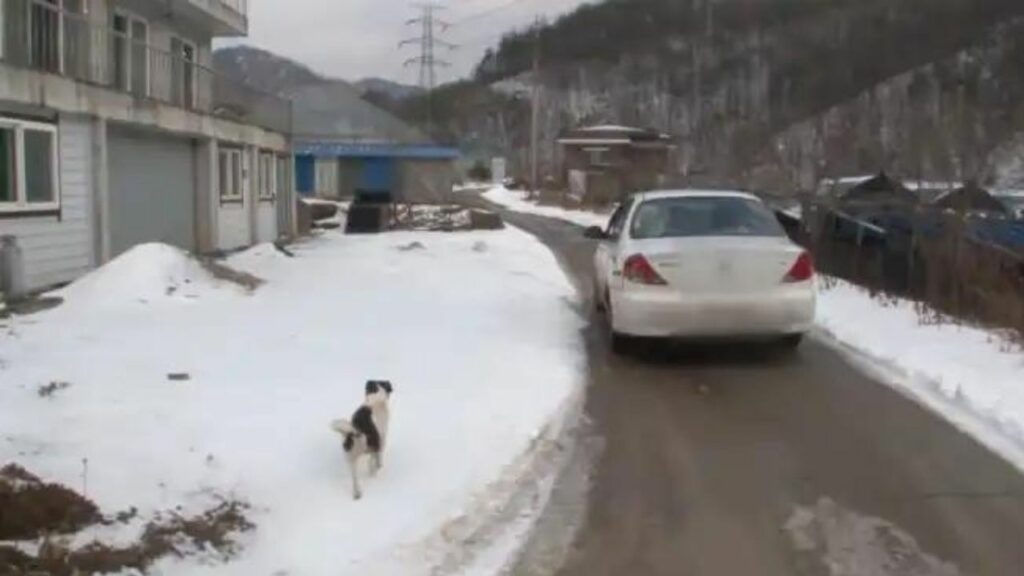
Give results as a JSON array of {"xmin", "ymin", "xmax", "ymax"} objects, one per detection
[
  {"xmin": 816, "ymin": 280, "xmax": 1024, "ymax": 471},
  {"xmin": 0, "ymin": 229, "xmax": 584, "ymax": 575},
  {"xmin": 55, "ymin": 243, "xmax": 231, "ymax": 307},
  {"xmin": 483, "ymin": 186, "xmax": 613, "ymax": 228}
]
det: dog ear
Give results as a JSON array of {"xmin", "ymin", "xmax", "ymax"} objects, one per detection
[
  {"xmin": 380, "ymin": 381, "xmax": 393, "ymax": 395},
  {"xmin": 365, "ymin": 381, "xmax": 379, "ymax": 395}
]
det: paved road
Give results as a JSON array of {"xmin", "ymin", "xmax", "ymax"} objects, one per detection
[{"xmin": 476, "ymin": 204, "xmax": 1024, "ymax": 576}]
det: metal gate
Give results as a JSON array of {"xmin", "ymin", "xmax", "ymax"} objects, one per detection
[{"xmin": 108, "ymin": 129, "xmax": 196, "ymax": 257}]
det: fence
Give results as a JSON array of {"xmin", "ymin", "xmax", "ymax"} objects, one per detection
[
  {"xmin": 796, "ymin": 201, "xmax": 1024, "ymax": 340},
  {"xmin": 0, "ymin": 0, "xmax": 289, "ymax": 134}
]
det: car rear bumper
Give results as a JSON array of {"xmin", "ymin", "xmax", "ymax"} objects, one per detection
[{"xmin": 611, "ymin": 284, "xmax": 816, "ymax": 338}]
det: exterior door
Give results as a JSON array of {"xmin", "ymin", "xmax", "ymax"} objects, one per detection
[{"xmin": 108, "ymin": 130, "xmax": 196, "ymax": 256}]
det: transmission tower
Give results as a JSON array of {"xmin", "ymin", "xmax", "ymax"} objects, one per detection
[{"xmin": 401, "ymin": 2, "xmax": 455, "ymax": 132}]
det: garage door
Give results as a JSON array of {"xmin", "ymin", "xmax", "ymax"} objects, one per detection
[{"xmin": 109, "ymin": 129, "xmax": 196, "ymax": 257}]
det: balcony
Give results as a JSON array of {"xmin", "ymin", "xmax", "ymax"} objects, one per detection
[
  {"xmin": 181, "ymin": 0, "xmax": 248, "ymax": 37},
  {"xmin": 0, "ymin": 0, "xmax": 288, "ymax": 134}
]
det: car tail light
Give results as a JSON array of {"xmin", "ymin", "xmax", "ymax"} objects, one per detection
[
  {"xmin": 784, "ymin": 251, "xmax": 815, "ymax": 283},
  {"xmin": 623, "ymin": 254, "xmax": 667, "ymax": 285}
]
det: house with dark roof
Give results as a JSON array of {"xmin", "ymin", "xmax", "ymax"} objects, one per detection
[{"xmin": 557, "ymin": 125, "xmax": 675, "ymax": 205}]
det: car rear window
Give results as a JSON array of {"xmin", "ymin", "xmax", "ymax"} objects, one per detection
[{"xmin": 629, "ymin": 196, "xmax": 784, "ymax": 239}]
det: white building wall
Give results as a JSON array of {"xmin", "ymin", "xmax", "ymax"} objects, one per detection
[
  {"xmin": 3, "ymin": 116, "xmax": 96, "ymax": 290},
  {"xmin": 256, "ymin": 202, "xmax": 277, "ymax": 243}
]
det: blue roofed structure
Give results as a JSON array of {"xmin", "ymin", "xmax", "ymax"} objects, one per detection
[{"xmin": 287, "ymin": 82, "xmax": 459, "ymax": 204}]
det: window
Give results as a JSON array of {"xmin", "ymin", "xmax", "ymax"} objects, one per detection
[
  {"xmin": 275, "ymin": 155, "xmax": 289, "ymax": 198},
  {"xmin": 130, "ymin": 19, "xmax": 148, "ymax": 96},
  {"xmin": 0, "ymin": 119, "xmax": 59, "ymax": 213},
  {"xmin": 171, "ymin": 37, "xmax": 197, "ymax": 109},
  {"xmin": 112, "ymin": 12, "xmax": 148, "ymax": 95},
  {"xmin": 30, "ymin": 0, "xmax": 61, "ymax": 73},
  {"xmin": 218, "ymin": 148, "xmax": 243, "ymax": 202},
  {"xmin": 112, "ymin": 14, "xmax": 129, "ymax": 90},
  {"xmin": 586, "ymin": 147, "xmax": 611, "ymax": 167},
  {"xmin": 258, "ymin": 152, "xmax": 275, "ymax": 200},
  {"xmin": 605, "ymin": 198, "xmax": 634, "ymax": 239},
  {"xmin": 629, "ymin": 196, "xmax": 784, "ymax": 239}
]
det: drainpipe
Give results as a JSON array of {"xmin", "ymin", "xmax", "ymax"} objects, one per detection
[{"xmin": 0, "ymin": 235, "xmax": 27, "ymax": 300}]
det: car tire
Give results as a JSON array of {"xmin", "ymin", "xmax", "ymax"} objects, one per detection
[
  {"xmin": 606, "ymin": 296, "xmax": 636, "ymax": 355},
  {"xmin": 611, "ymin": 331, "xmax": 636, "ymax": 355},
  {"xmin": 779, "ymin": 334, "xmax": 804, "ymax": 349}
]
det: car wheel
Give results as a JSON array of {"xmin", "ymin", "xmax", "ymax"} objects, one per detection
[
  {"xmin": 606, "ymin": 296, "xmax": 635, "ymax": 355},
  {"xmin": 779, "ymin": 334, "xmax": 804, "ymax": 349},
  {"xmin": 611, "ymin": 331, "xmax": 637, "ymax": 355}
]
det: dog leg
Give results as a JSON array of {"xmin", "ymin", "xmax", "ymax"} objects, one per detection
[
  {"xmin": 348, "ymin": 454, "xmax": 362, "ymax": 500},
  {"xmin": 371, "ymin": 452, "xmax": 382, "ymax": 475}
]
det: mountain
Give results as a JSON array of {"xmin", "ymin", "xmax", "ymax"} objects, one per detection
[
  {"xmin": 353, "ymin": 78, "xmax": 423, "ymax": 101},
  {"xmin": 213, "ymin": 46, "xmax": 425, "ymax": 143},
  {"xmin": 410, "ymin": 0, "xmax": 1024, "ymax": 190},
  {"xmin": 213, "ymin": 46, "xmax": 324, "ymax": 96}
]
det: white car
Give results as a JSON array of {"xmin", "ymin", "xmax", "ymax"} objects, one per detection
[{"xmin": 585, "ymin": 190, "xmax": 816, "ymax": 352}]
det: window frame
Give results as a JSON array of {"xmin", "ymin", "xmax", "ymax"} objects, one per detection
[
  {"xmin": 171, "ymin": 35, "xmax": 198, "ymax": 109},
  {"xmin": 258, "ymin": 151, "xmax": 275, "ymax": 201},
  {"xmin": 0, "ymin": 117, "xmax": 61, "ymax": 215},
  {"xmin": 605, "ymin": 197, "xmax": 634, "ymax": 240},
  {"xmin": 218, "ymin": 147, "xmax": 244, "ymax": 203}
]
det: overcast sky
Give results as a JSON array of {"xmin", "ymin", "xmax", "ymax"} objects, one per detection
[{"xmin": 225, "ymin": 0, "xmax": 588, "ymax": 84}]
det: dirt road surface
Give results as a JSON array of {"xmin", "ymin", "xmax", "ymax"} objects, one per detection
[{"xmin": 474, "ymin": 203, "xmax": 1024, "ymax": 576}]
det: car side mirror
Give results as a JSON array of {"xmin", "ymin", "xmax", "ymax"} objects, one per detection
[{"xmin": 583, "ymin": 226, "xmax": 607, "ymax": 240}]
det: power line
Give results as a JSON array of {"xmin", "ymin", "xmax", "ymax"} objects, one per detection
[{"xmin": 401, "ymin": 2, "xmax": 456, "ymax": 131}]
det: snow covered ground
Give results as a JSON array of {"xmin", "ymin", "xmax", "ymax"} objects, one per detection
[
  {"xmin": 0, "ymin": 228, "xmax": 585, "ymax": 574},
  {"xmin": 482, "ymin": 186, "xmax": 613, "ymax": 228},
  {"xmin": 816, "ymin": 279, "xmax": 1024, "ymax": 473}
]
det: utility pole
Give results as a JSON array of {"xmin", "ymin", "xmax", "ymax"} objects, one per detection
[
  {"xmin": 401, "ymin": 2, "xmax": 455, "ymax": 135},
  {"xmin": 529, "ymin": 17, "xmax": 541, "ymax": 198}
]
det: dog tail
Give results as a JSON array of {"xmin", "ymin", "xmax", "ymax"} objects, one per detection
[{"xmin": 331, "ymin": 419, "xmax": 356, "ymax": 435}]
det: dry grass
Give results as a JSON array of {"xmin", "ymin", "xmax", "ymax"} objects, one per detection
[{"xmin": 0, "ymin": 464, "xmax": 252, "ymax": 575}]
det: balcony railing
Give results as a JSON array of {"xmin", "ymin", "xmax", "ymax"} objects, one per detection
[
  {"xmin": 187, "ymin": 0, "xmax": 248, "ymax": 31},
  {"xmin": 0, "ymin": 0, "xmax": 288, "ymax": 134}
]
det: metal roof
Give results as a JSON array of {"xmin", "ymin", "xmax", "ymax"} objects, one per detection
[{"xmin": 295, "ymin": 142, "xmax": 459, "ymax": 160}]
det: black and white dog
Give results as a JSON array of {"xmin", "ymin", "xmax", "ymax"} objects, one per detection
[{"xmin": 330, "ymin": 380, "xmax": 393, "ymax": 500}]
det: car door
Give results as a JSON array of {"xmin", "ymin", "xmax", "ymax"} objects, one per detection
[{"xmin": 594, "ymin": 198, "xmax": 633, "ymax": 296}]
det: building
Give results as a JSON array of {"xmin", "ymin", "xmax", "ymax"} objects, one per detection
[
  {"xmin": 296, "ymin": 143, "xmax": 459, "ymax": 205},
  {"xmin": 933, "ymin": 183, "xmax": 1010, "ymax": 217},
  {"xmin": 557, "ymin": 125, "xmax": 674, "ymax": 205},
  {"xmin": 0, "ymin": 0, "xmax": 294, "ymax": 293},
  {"xmin": 287, "ymin": 81, "xmax": 457, "ymax": 204}
]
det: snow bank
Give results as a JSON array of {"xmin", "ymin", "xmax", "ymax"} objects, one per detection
[
  {"xmin": 55, "ymin": 243, "xmax": 229, "ymax": 307},
  {"xmin": 483, "ymin": 186, "xmax": 613, "ymax": 228},
  {"xmin": 0, "ymin": 228, "xmax": 584, "ymax": 575},
  {"xmin": 816, "ymin": 280, "xmax": 1024, "ymax": 471}
]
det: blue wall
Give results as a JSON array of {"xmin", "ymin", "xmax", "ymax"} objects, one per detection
[{"xmin": 295, "ymin": 155, "xmax": 315, "ymax": 196}]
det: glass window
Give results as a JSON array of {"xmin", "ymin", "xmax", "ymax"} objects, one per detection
[
  {"xmin": 276, "ymin": 156, "xmax": 289, "ymax": 197},
  {"xmin": 0, "ymin": 120, "xmax": 59, "ymax": 211},
  {"xmin": 606, "ymin": 198, "xmax": 633, "ymax": 239},
  {"xmin": 24, "ymin": 129, "xmax": 55, "ymax": 204},
  {"xmin": 0, "ymin": 129, "xmax": 15, "ymax": 204},
  {"xmin": 629, "ymin": 196, "xmax": 784, "ymax": 239},
  {"xmin": 259, "ymin": 153, "xmax": 274, "ymax": 199}
]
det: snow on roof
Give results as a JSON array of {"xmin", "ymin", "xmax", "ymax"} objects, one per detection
[
  {"xmin": 638, "ymin": 189, "xmax": 759, "ymax": 201},
  {"xmin": 579, "ymin": 125, "xmax": 646, "ymax": 133},
  {"xmin": 557, "ymin": 138, "xmax": 633, "ymax": 146}
]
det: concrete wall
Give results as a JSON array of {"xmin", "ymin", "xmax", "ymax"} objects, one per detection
[
  {"xmin": 2, "ymin": 115, "xmax": 96, "ymax": 290},
  {"xmin": 0, "ymin": 65, "xmax": 288, "ymax": 153}
]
